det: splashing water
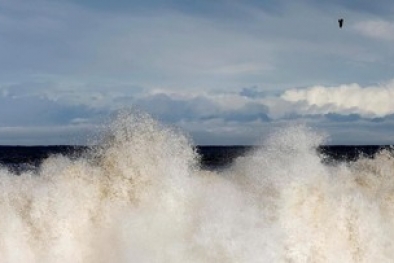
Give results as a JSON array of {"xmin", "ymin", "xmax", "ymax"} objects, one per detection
[{"xmin": 1, "ymin": 112, "xmax": 394, "ymax": 262}]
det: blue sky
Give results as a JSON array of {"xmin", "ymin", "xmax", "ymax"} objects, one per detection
[{"xmin": 1, "ymin": 0, "xmax": 394, "ymax": 145}]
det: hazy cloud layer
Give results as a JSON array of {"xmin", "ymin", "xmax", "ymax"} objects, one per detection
[
  {"xmin": 354, "ymin": 20, "xmax": 394, "ymax": 41},
  {"xmin": 2, "ymin": 79, "xmax": 394, "ymax": 144}
]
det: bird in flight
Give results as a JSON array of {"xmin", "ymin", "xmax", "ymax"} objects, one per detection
[{"xmin": 338, "ymin": 18, "xmax": 344, "ymax": 28}]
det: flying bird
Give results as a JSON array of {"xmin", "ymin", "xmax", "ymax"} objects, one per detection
[{"xmin": 338, "ymin": 18, "xmax": 344, "ymax": 28}]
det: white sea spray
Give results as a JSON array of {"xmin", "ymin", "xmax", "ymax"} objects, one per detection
[{"xmin": 0, "ymin": 112, "xmax": 394, "ymax": 262}]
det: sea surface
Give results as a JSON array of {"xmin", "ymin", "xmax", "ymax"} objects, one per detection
[
  {"xmin": 0, "ymin": 145, "xmax": 390, "ymax": 173},
  {"xmin": 0, "ymin": 112, "xmax": 394, "ymax": 262}
]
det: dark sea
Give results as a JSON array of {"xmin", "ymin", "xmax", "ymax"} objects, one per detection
[
  {"xmin": 1, "ymin": 112, "xmax": 394, "ymax": 262},
  {"xmin": 0, "ymin": 145, "xmax": 391, "ymax": 174}
]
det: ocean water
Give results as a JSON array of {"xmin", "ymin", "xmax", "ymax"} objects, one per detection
[{"xmin": 0, "ymin": 112, "xmax": 394, "ymax": 262}]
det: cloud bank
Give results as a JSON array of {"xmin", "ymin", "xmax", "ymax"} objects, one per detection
[
  {"xmin": 281, "ymin": 81, "xmax": 394, "ymax": 117},
  {"xmin": 1, "ymin": 79, "xmax": 394, "ymax": 145}
]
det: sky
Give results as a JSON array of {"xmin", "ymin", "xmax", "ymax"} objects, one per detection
[{"xmin": 1, "ymin": 0, "xmax": 394, "ymax": 145}]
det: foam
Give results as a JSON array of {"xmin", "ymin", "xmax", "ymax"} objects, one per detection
[{"xmin": 0, "ymin": 112, "xmax": 394, "ymax": 262}]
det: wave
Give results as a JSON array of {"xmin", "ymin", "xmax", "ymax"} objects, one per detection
[{"xmin": 0, "ymin": 111, "xmax": 394, "ymax": 262}]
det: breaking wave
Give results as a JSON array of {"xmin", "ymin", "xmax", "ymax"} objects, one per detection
[{"xmin": 1, "ymin": 111, "xmax": 394, "ymax": 262}]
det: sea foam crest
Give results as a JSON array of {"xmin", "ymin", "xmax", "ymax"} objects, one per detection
[
  {"xmin": 0, "ymin": 111, "xmax": 198, "ymax": 262},
  {"xmin": 1, "ymin": 112, "xmax": 394, "ymax": 262}
]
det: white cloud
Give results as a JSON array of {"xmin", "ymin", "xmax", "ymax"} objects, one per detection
[{"xmin": 281, "ymin": 81, "xmax": 394, "ymax": 117}]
